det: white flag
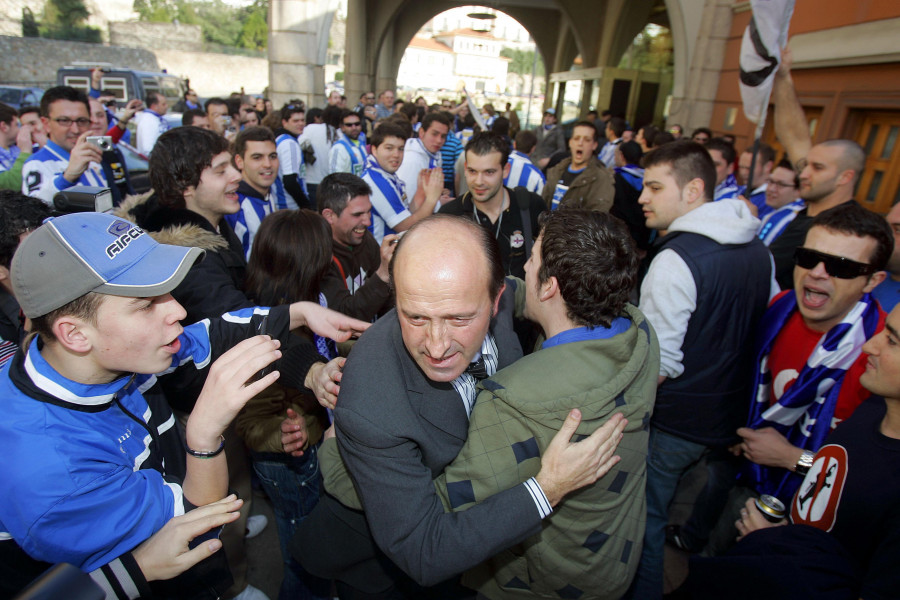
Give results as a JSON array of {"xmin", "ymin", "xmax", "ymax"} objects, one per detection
[
  {"xmin": 463, "ymin": 88, "xmax": 487, "ymax": 132},
  {"xmin": 739, "ymin": 0, "xmax": 795, "ymax": 127}
]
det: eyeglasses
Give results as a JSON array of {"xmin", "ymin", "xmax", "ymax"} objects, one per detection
[
  {"xmin": 51, "ymin": 117, "xmax": 91, "ymax": 128},
  {"xmin": 794, "ymin": 247, "xmax": 877, "ymax": 279},
  {"xmin": 365, "ymin": 96, "xmax": 375, "ymax": 100},
  {"xmin": 343, "ymin": 122, "xmax": 361, "ymax": 127},
  {"xmin": 767, "ymin": 179, "xmax": 796, "ymax": 189}
]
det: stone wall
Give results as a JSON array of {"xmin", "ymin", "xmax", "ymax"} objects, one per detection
[
  {"xmin": 109, "ymin": 21, "xmax": 203, "ymax": 53},
  {"xmin": 155, "ymin": 50, "xmax": 269, "ymax": 97},
  {"xmin": 0, "ymin": 35, "xmax": 158, "ymax": 86}
]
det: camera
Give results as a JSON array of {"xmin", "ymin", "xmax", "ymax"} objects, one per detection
[
  {"xmin": 53, "ymin": 186, "xmax": 114, "ymax": 214},
  {"xmin": 86, "ymin": 136, "xmax": 113, "ymax": 152}
]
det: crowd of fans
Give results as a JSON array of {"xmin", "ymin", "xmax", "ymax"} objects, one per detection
[{"xmin": 0, "ymin": 49, "xmax": 898, "ymax": 600}]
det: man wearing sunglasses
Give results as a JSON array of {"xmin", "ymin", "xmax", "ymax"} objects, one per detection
[
  {"xmin": 21, "ymin": 86, "xmax": 106, "ymax": 205},
  {"xmin": 671, "ymin": 202, "xmax": 892, "ymax": 559},
  {"xmin": 329, "ymin": 109, "xmax": 367, "ymax": 176}
]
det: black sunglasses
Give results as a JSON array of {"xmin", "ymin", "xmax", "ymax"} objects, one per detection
[{"xmin": 794, "ymin": 247, "xmax": 877, "ymax": 279}]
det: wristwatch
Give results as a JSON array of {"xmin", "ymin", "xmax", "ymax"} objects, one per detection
[{"xmin": 794, "ymin": 450, "xmax": 815, "ymax": 476}]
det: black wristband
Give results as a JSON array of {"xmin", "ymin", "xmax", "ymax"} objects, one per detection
[{"xmin": 186, "ymin": 434, "xmax": 225, "ymax": 458}]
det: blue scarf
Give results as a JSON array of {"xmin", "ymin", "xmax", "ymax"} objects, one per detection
[
  {"xmin": 743, "ymin": 290, "xmax": 881, "ymax": 501},
  {"xmin": 714, "ymin": 173, "xmax": 740, "ymax": 201},
  {"xmin": 614, "ymin": 165, "xmax": 644, "ymax": 191},
  {"xmin": 363, "ymin": 154, "xmax": 408, "ymax": 203}
]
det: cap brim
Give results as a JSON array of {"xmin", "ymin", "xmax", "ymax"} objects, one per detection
[{"xmin": 95, "ymin": 244, "xmax": 204, "ymax": 298}]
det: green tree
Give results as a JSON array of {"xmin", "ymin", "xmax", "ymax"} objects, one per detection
[
  {"xmin": 134, "ymin": 0, "xmax": 268, "ymax": 51},
  {"xmin": 133, "ymin": 0, "xmax": 173, "ymax": 21},
  {"xmin": 237, "ymin": 1, "xmax": 268, "ymax": 50},
  {"xmin": 500, "ymin": 48, "xmax": 545, "ymax": 78},
  {"xmin": 41, "ymin": 0, "xmax": 102, "ymax": 43},
  {"xmin": 22, "ymin": 7, "xmax": 39, "ymax": 37},
  {"xmin": 618, "ymin": 25, "xmax": 673, "ymax": 71}
]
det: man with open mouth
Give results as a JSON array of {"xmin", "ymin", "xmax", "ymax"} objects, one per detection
[
  {"xmin": 670, "ymin": 202, "xmax": 892, "ymax": 561},
  {"xmin": 542, "ymin": 120, "xmax": 615, "ymax": 213}
]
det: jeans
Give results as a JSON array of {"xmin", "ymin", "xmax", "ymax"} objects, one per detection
[
  {"xmin": 679, "ymin": 448, "xmax": 742, "ymax": 552},
  {"xmin": 251, "ymin": 445, "xmax": 331, "ymax": 600},
  {"xmin": 627, "ymin": 426, "xmax": 708, "ymax": 600}
]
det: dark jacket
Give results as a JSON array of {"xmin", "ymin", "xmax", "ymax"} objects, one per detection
[
  {"xmin": 117, "ymin": 193, "xmax": 324, "ymax": 412},
  {"xmin": 320, "ymin": 231, "xmax": 392, "ymax": 321},
  {"xmin": 542, "ymin": 157, "xmax": 615, "ymax": 213}
]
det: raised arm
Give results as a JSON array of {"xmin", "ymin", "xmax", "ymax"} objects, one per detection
[{"xmin": 771, "ymin": 46, "xmax": 812, "ymax": 164}]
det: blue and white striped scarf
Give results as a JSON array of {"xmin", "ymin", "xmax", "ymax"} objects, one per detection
[{"xmin": 743, "ymin": 290, "xmax": 881, "ymax": 502}]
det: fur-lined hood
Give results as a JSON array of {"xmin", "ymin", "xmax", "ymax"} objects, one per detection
[{"xmin": 115, "ymin": 191, "xmax": 229, "ymax": 253}]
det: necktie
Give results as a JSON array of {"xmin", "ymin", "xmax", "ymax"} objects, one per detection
[{"xmin": 465, "ymin": 357, "xmax": 488, "ymax": 381}]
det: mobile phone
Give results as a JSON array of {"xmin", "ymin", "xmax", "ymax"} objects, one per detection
[{"xmin": 252, "ymin": 316, "xmax": 272, "ymax": 381}]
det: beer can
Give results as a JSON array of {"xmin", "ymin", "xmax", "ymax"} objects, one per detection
[{"xmin": 754, "ymin": 494, "xmax": 786, "ymax": 523}]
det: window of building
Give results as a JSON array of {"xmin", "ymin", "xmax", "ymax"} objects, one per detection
[{"xmin": 855, "ymin": 110, "xmax": 900, "ymax": 214}]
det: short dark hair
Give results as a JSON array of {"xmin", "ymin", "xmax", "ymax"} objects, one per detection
[
  {"xmin": 225, "ymin": 97, "xmax": 241, "ymax": 118},
  {"xmin": 204, "ymin": 97, "xmax": 227, "ymax": 113},
  {"xmin": 317, "ymin": 172, "xmax": 372, "ymax": 216},
  {"xmin": 380, "ymin": 114, "xmax": 414, "ymax": 138},
  {"xmin": 246, "ymin": 209, "xmax": 333, "ymax": 305},
  {"xmin": 0, "ymin": 102, "xmax": 17, "ymax": 126},
  {"xmin": 642, "ymin": 140, "xmax": 717, "ymax": 201},
  {"xmin": 536, "ymin": 209, "xmax": 637, "ymax": 328},
  {"xmin": 774, "ymin": 158, "xmax": 800, "ymax": 187},
  {"xmin": 514, "ymin": 130, "xmax": 537, "ymax": 154},
  {"xmin": 233, "ymin": 126, "xmax": 276, "ymax": 158},
  {"xmin": 181, "ymin": 108, "xmax": 207, "ymax": 127},
  {"xmin": 150, "ymin": 127, "xmax": 230, "ymax": 209},
  {"xmin": 491, "ymin": 116, "xmax": 510, "ymax": 137},
  {"xmin": 0, "ymin": 190, "xmax": 52, "ymax": 269},
  {"xmin": 390, "ymin": 214, "xmax": 505, "ymax": 302},
  {"xmin": 572, "ymin": 120, "xmax": 598, "ymax": 142},
  {"xmin": 399, "ymin": 103, "xmax": 418, "ymax": 122},
  {"xmin": 706, "ymin": 137, "xmax": 736, "ymax": 165},
  {"xmin": 465, "ymin": 131, "xmax": 510, "ymax": 166},
  {"xmin": 607, "ymin": 117, "xmax": 627, "ymax": 138},
  {"xmin": 370, "ymin": 121, "xmax": 408, "ymax": 148},
  {"xmin": 40, "ymin": 86, "xmax": 89, "ymax": 118},
  {"xmin": 18, "ymin": 105, "xmax": 40, "ymax": 119},
  {"xmin": 145, "ymin": 91, "xmax": 163, "ymax": 109},
  {"xmin": 809, "ymin": 202, "xmax": 894, "ymax": 271},
  {"xmin": 339, "ymin": 109, "xmax": 360, "ymax": 126},
  {"xmin": 638, "ymin": 124, "xmax": 659, "ymax": 146},
  {"xmin": 742, "ymin": 142, "xmax": 775, "ymax": 166},
  {"xmin": 618, "ymin": 140, "xmax": 643, "ymax": 165},
  {"xmin": 280, "ymin": 101, "xmax": 305, "ymax": 123},
  {"xmin": 691, "ymin": 127, "xmax": 712, "ymax": 140},
  {"xmin": 421, "ymin": 111, "xmax": 451, "ymax": 133},
  {"xmin": 652, "ymin": 131, "xmax": 675, "ymax": 147},
  {"xmin": 306, "ymin": 107, "xmax": 323, "ymax": 124}
]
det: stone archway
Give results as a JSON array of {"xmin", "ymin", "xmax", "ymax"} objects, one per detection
[{"xmin": 269, "ymin": 0, "xmax": 721, "ymax": 130}]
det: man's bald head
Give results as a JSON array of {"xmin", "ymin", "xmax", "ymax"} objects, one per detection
[
  {"xmin": 816, "ymin": 139, "xmax": 866, "ymax": 186},
  {"xmin": 390, "ymin": 215, "xmax": 506, "ymax": 382},
  {"xmin": 391, "ymin": 214, "xmax": 505, "ymax": 302}
]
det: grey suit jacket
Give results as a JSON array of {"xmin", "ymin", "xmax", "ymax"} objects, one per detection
[{"xmin": 298, "ymin": 282, "xmax": 541, "ymax": 589}]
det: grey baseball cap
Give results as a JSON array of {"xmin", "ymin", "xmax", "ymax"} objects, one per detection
[{"xmin": 12, "ymin": 212, "xmax": 204, "ymax": 318}]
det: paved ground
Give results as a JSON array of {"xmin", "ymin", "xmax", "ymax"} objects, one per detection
[
  {"xmin": 244, "ymin": 491, "xmax": 283, "ymax": 599},
  {"xmin": 242, "ymin": 458, "xmax": 709, "ymax": 599}
]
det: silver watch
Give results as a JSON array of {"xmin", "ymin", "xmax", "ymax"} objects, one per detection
[{"xmin": 795, "ymin": 450, "xmax": 815, "ymax": 476}]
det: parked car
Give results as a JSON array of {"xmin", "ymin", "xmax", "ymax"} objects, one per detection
[
  {"xmin": 0, "ymin": 86, "xmax": 44, "ymax": 110},
  {"xmin": 57, "ymin": 63, "xmax": 185, "ymax": 108}
]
